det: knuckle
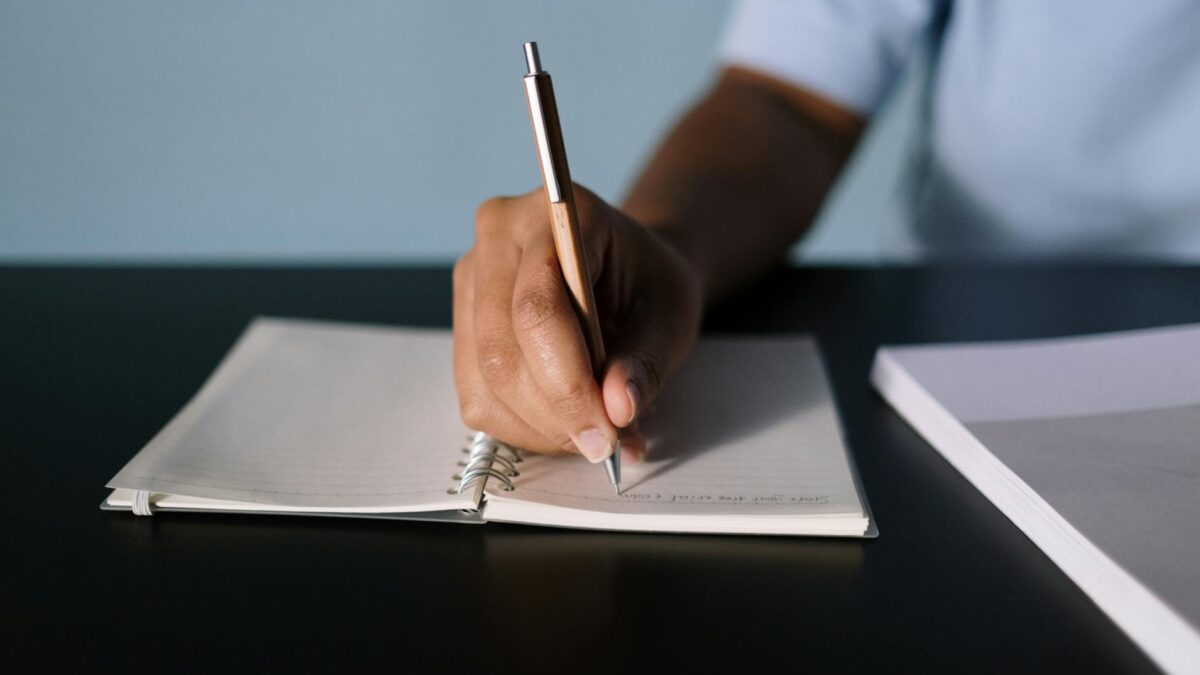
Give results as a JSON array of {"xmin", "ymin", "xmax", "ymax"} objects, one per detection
[
  {"xmin": 512, "ymin": 285, "xmax": 560, "ymax": 333},
  {"xmin": 452, "ymin": 254, "xmax": 471, "ymax": 289},
  {"xmin": 476, "ymin": 337, "xmax": 521, "ymax": 384},
  {"xmin": 548, "ymin": 380, "xmax": 591, "ymax": 421},
  {"xmin": 458, "ymin": 392, "xmax": 489, "ymax": 430},
  {"xmin": 474, "ymin": 197, "xmax": 510, "ymax": 237}
]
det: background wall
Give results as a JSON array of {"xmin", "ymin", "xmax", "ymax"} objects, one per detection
[{"xmin": 0, "ymin": 0, "xmax": 917, "ymax": 263}]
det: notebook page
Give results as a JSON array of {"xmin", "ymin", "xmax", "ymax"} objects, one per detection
[
  {"xmin": 108, "ymin": 318, "xmax": 475, "ymax": 512},
  {"xmin": 489, "ymin": 338, "xmax": 865, "ymax": 518}
]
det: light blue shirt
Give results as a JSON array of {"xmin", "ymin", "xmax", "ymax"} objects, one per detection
[{"xmin": 720, "ymin": 0, "xmax": 1200, "ymax": 260}]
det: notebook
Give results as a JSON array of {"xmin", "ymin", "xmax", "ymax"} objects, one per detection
[
  {"xmin": 103, "ymin": 317, "xmax": 875, "ymax": 537},
  {"xmin": 871, "ymin": 323, "xmax": 1200, "ymax": 674}
]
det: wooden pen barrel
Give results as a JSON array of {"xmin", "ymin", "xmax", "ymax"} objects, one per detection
[{"xmin": 524, "ymin": 70, "xmax": 608, "ymax": 376}]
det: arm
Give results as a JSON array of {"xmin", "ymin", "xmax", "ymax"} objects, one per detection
[{"xmin": 626, "ymin": 67, "xmax": 864, "ymax": 301}]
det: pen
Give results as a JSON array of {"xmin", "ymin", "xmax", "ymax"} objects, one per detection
[{"xmin": 521, "ymin": 41, "xmax": 621, "ymax": 494}]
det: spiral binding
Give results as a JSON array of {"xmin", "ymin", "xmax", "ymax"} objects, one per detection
[
  {"xmin": 449, "ymin": 431, "xmax": 522, "ymax": 495},
  {"xmin": 132, "ymin": 489, "xmax": 154, "ymax": 516}
]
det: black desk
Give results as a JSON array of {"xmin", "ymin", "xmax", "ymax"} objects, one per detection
[{"xmin": 4, "ymin": 265, "xmax": 1196, "ymax": 674}]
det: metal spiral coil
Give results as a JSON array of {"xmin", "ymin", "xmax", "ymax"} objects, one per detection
[{"xmin": 449, "ymin": 432, "xmax": 522, "ymax": 495}]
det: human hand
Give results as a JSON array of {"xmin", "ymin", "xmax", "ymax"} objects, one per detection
[{"xmin": 453, "ymin": 184, "xmax": 702, "ymax": 464}]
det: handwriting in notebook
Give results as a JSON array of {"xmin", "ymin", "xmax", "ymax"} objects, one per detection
[{"xmin": 618, "ymin": 492, "xmax": 832, "ymax": 505}]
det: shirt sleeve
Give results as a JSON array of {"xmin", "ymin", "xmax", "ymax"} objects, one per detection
[{"xmin": 718, "ymin": 0, "xmax": 941, "ymax": 114}]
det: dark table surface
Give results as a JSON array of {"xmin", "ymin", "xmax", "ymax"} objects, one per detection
[{"xmin": 3, "ymin": 264, "xmax": 1197, "ymax": 674}]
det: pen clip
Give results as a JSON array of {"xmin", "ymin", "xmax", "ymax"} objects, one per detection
[
  {"xmin": 523, "ymin": 41, "xmax": 565, "ymax": 204},
  {"xmin": 523, "ymin": 74, "xmax": 564, "ymax": 203}
]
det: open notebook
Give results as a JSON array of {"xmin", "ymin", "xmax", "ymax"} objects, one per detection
[{"xmin": 104, "ymin": 318, "xmax": 874, "ymax": 537}]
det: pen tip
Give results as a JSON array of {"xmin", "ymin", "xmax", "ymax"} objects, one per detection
[{"xmin": 602, "ymin": 451, "xmax": 621, "ymax": 496}]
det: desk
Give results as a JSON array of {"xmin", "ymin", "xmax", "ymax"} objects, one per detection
[{"xmin": 3, "ymin": 265, "xmax": 1196, "ymax": 674}]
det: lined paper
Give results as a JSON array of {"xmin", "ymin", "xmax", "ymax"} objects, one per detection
[
  {"xmin": 490, "ymin": 338, "xmax": 866, "ymax": 518},
  {"xmin": 108, "ymin": 318, "xmax": 475, "ymax": 512}
]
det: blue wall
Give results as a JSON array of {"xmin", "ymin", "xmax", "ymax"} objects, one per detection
[{"xmin": 1, "ymin": 1, "xmax": 912, "ymax": 262}]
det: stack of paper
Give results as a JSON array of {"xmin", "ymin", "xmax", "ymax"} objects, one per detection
[{"xmin": 872, "ymin": 324, "xmax": 1200, "ymax": 674}]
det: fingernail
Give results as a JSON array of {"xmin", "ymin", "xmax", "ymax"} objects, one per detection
[
  {"xmin": 573, "ymin": 428, "xmax": 613, "ymax": 464},
  {"xmin": 624, "ymin": 380, "xmax": 641, "ymax": 426}
]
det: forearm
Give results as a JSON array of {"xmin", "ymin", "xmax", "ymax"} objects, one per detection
[{"xmin": 622, "ymin": 67, "xmax": 864, "ymax": 302}]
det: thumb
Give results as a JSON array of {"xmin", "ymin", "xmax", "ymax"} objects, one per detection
[{"xmin": 600, "ymin": 326, "xmax": 692, "ymax": 430}]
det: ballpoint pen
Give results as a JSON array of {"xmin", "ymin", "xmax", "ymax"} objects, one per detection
[{"xmin": 521, "ymin": 41, "xmax": 621, "ymax": 493}]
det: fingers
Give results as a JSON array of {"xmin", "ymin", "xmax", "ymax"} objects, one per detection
[
  {"xmin": 470, "ymin": 227, "xmax": 583, "ymax": 453},
  {"xmin": 620, "ymin": 427, "xmax": 646, "ymax": 464},
  {"xmin": 601, "ymin": 300, "xmax": 697, "ymax": 434},
  {"xmin": 454, "ymin": 190, "xmax": 619, "ymax": 461},
  {"xmin": 453, "ymin": 252, "xmax": 563, "ymax": 453},
  {"xmin": 508, "ymin": 238, "xmax": 618, "ymax": 462}
]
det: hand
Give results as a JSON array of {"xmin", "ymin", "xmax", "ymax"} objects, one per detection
[{"xmin": 453, "ymin": 185, "xmax": 702, "ymax": 464}]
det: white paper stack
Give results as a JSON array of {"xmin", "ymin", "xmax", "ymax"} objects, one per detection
[{"xmin": 872, "ymin": 324, "xmax": 1200, "ymax": 675}]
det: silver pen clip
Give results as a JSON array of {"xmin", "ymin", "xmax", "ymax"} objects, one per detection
[{"xmin": 522, "ymin": 41, "xmax": 564, "ymax": 203}]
